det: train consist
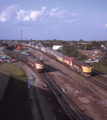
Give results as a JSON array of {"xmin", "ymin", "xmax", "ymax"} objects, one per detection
[
  {"xmin": 28, "ymin": 45, "xmax": 92, "ymax": 76},
  {"xmin": 3, "ymin": 47, "xmax": 44, "ymax": 72}
]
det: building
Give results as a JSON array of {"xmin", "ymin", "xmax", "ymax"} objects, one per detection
[
  {"xmin": 0, "ymin": 41, "xmax": 8, "ymax": 47},
  {"xmin": 52, "ymin": 43, "xmax": 63, "ymax": 50},
  {"xmin": 78, "ymin": 50, "xmax": 103, "ymax": 60}
]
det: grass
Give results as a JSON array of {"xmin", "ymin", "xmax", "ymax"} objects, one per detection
[
  {"xmin": 0, "ymin": 63, "xmax": 27, "ymax": 82},
  {"xmin": 0, "ymin": 63, "xmax": 33, "ymax": 120}
]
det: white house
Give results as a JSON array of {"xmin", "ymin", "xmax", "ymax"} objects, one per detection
[{"xmin": 52, "ymin": 43, "xmax": 63, "ymax": 50}]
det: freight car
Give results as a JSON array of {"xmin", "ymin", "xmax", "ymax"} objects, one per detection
[
  {"xmin": 57, "ymin": 54, "xmax": 64, "ymax": 62},
  {"xmin": 3, "ymin": 48, "xmax": 44, "ymax": 72}
]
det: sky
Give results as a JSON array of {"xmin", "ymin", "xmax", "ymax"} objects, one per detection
[{"xmin": 0, "ymin": 0, "xmax": 107, "ymax": 41}]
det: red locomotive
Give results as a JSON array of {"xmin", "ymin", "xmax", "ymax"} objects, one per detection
[{"xmin": 72, "ymin": 59, "xmax": 92, "ymax": 76}]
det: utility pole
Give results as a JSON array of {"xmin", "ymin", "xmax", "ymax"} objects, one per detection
[{"xmin": 21, "ymin": 30, "xmax": 22, "ymax": 41}]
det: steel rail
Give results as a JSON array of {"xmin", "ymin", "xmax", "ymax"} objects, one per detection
[
  {"xmin": 43, "ymin": 70, "xmax": 90, "ymax": 120},
  {"xmin": 42, "ymin": 73, "xmax": 74, "ymax": 120},
  {"xmin": 87, "ymin": 76, "xmax": 107, "ymax": 90}
]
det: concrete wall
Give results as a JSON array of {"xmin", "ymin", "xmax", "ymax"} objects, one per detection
[{"xmin": 0, "ymin": 66, "xmax": 10, "ymax": 101}]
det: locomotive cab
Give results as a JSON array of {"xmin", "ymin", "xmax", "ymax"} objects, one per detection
[{"xmin": 81, "ymin": 63, "xmax": 92, "ymax": 76}]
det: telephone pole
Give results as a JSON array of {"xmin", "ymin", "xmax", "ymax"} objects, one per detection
[{"xmin": 21, "ymin": 30, "xmax": 22, "ymax": 41}]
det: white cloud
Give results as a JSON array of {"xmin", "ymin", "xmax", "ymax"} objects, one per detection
[
  {"xmin": 0, "ymin": 5, "xmax": 79, "ymax": 24},
  {"xmin": 0, "ymin": 5, "xmax": 19, "ymax": 22},
  {"xmin": 50, "ymin": 7, "xmax": 67, "ymax": 18},
  {"xmin": 51, "ymin": 7, "xmax": 59, "ymax": 12},
  {"xmin": 72, "ymin": 13, "xmax": 77, "ymax": 16},
  {"xmin": 16, "ymin": 7, "xmax": 46, "ymax": 21},
  {"xmin": 65, "ymin": 19, "xmax": 77, "ymax": 23},
  {"xmin": 105, "ymin": 23, "xmax": 107, "ymax": 27},
  {"xmin": 102, "ymin": 23, "xmax": 107, "ymax": 29}
]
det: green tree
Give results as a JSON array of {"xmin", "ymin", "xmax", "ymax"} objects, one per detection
[
  {"xmin": 100, "ymin": 54, "xmax": 107, "ymax": 66},
  {"xmin": 79, "ymin": 39, "xmax": 84, "ymax": 44},
  {"xmin": 86, "ymin": 43, "xmax": 93, "ymax": 50},
  {"xmin": 91, "ymin": 41, "xmax": 101, "ymax": 49},
  {"xmin": 63, "ymin": 45, "xmax": 87, "ymax": 60}
]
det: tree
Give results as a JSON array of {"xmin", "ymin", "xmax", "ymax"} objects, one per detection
[
  {"xmin": 100, "ymin": 54, "xmax": 107, "ymax": 66},
  {"xmin": 91, "ymin": 41, "xmax": 101, "ymax": 49},
  {"xmin": 79, "ymin": 39, "xmax": 84, "ymax": 44},
  {"xmin": 63, "ymin": 45, "xmax": 87, "ymax": 60},
  {"xmin": 86, "ymin": 43, "xmax": 93, "ymax": 50}
]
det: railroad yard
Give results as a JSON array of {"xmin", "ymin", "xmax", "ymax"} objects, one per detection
[
  {"xmin": 29, "ymin": 47, "xmax": 107, "ymax": 120},
  {"xmin": 1, "ymin": 46, "xmax": 107, "ymax": 120}
]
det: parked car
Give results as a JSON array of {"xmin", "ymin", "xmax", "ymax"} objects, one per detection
[
  {"xmin": 1, "ymin": 56, "xmax": 10, "ymax": 59},
  {"xmin": 0, "ymin": 59, "xmax": 3, "ymax": 62},
  {"xmin": 95, "ymin": 59, "xmax": 100, "ymax": 62},
  {"xmin": 7, "ymin": 58, "xmax": 16, "ymax": 62},
  {"xmin": 7, "ymin": 60, "xmax": 13, "ymax": 63}
]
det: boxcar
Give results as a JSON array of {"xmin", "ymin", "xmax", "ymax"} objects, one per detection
[
  {"xmin": 53, "ymin": 51, "xmax": 61, "ymax": 59},
  {"xmin": 35, "ymin": 45, "xmax": 39, "ymax": 50},
  {"xmin": 49, "ymin": 49, "xmax": 54, "ymax": 56},
  {"xmin": 18, "ymin": 54, "xmax": 28, "ymax": 63},
  {"xmin": 57, "ymin": 54, "xmax": 64, "ymax": 62},
  {"xmin": 3, "ymin": 49, "xmax": 11, "ymax": 56},
  {"xmin": 11, "ymin": 51, "xmax": 19, "ymax": 59},
  {"xmin": 41, "ymin": 47, "xmax": 46, "ymax": 53},
  {"xmin": 45, "ymin": 48, "xmax": 50, "ymax": 54}
]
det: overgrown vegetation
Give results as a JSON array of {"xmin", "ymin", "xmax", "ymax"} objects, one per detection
[
  {"xmin": 0, "ymin": 63, "xmax": 33, "ymax": 120},
  {"xmin": 63, "ymin": 45, "xmax": 87, "ymax": 60},
  {"xmin": 91, "ymin": 55, "xmax": 107, "ymax": 75}
]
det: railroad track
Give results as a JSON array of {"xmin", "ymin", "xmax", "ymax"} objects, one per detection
[
  {"xmin": 84, "ymin": 71, "xmax": 107, "ymax": 91},
  {"xmin": 92, "ymin": 70, "xmax": 107, "ymax": 82},
  {"xmin": 40, "ymin": 70, "xmax": 91, "ymax": 120},
  {"xmin": 15, "ymin": 60, "xmax": 91, "ymax": 120},
  {"xmin": 28, "ymin": 48, "xmax": 102, "ymax": 99}
]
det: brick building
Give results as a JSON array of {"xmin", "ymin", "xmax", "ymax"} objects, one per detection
[{"xmin": 78, "ymin": 50, "xmax": 103, "ymax": 60}]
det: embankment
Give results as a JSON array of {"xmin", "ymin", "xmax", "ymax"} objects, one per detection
[{"xmin": 0, "ymin": 66, "xmax": 10, "ymax": 101}]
